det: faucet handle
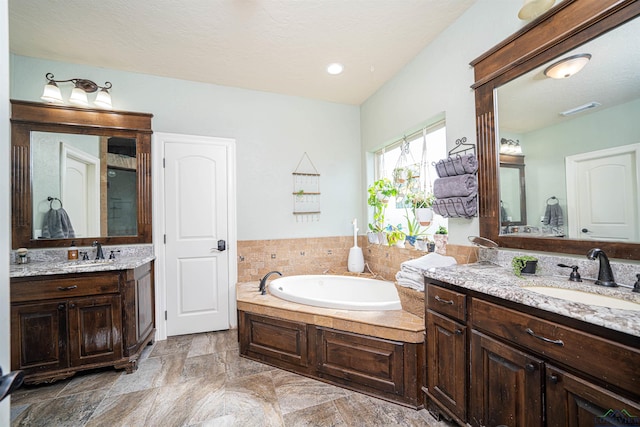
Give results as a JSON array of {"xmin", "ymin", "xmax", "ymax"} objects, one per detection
[
  {"xmin": 633, "ymin": 274, "xmax": 640, "ymax": 293},
  {"xmin": 557, "ymin": 264, "xmax": 582, "ymax": 282},
  {"xmin": 109, "ymin": 250, "xmax": 121, "ymax": 260}
]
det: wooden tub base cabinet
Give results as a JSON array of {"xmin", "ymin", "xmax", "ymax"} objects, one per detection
[
  {"xmin": 10, "ymin": 262, "xmax": 156, "ymax": 384},
  {"xmin": 238, "ymin": 311, "xmax": 423, "ymax": 408}
]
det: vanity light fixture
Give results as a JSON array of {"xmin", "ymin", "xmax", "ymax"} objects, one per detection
[
  {"xmin": 41, "ymin": 73, "xmax": 113, "ymax": 109},
  {"xmin": 500, "ymin": 138, "xmax": 523, "ymax": 155},
  {"xmin": 327, "ymin": 63, "xmax": 344, "ymax": 75},
  {"xmin": 518, "ymin": 0, "xmax": 555, "ymax": 20},
  {"xmin": 544, "ymin": 54, "xmax": 592, "ymax": 79}
]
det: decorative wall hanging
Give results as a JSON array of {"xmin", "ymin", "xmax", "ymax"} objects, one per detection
[{"xmin": 292, "ymin": 152, "xmax": 320, "ymax": 222}]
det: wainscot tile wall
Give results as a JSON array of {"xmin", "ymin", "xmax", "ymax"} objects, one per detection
[{"xmin": 237, "ymin": 236, "xmax": 477, "ymax": 283}]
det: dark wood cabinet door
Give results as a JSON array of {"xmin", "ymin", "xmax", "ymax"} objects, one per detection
[
  {"xmin": 470, "ymin": 331, "xmax": 544, "ymax": 427},
  {"xmin": 10, "ymin": 301, "xmax": 68, "ymax": 372},
  {"xmin": 426, "ymin": 310, "xmax": 467, "ymax": 421},
  {"xmin": 134, "ymin": 266, "xmax": 154, "ymax": 344},
  {"xmin": 67, "ymin": 295, "xmax": 123, "ymax": 366},
  {"xmin": 546, "ymin": 365, "xmax": 640, "ymax": 427}
]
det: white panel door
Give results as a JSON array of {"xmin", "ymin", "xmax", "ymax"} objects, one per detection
[
  {"xmin": 566, "ymin": 144, "xmax": 639, "ymax": 241},
  {"xmin": 61, "ymin": 144, "xmax": 100, "ymax": 237},
  {"xmin": 165, "ymin": 140, "xmax": 229, "ymax": 336}
]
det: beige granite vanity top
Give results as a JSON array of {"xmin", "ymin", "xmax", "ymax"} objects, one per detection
[
  {"xmin": 9, "ymin": 256, "xmax": 155, "ymax": 278},
  {"xmin": 422, "ymin": 263, "xmax": 640, "ymax": 338},
  {"xmin": 236, "ymin": 281, "xmax": 425, "ymax": 343}
]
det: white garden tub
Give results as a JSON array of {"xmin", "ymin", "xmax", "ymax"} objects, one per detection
[{"xmin": 268, "ymin": 275, "xmax": 402, "ymax": 311}]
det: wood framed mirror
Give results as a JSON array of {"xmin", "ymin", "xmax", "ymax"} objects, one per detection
[
  {"xmin": 11, "ymin": 100, "xmax": 153, "ymax": 249},
  {"xmin": 471, "ymin": 0, "xmax": 640, "ymax": 260}
]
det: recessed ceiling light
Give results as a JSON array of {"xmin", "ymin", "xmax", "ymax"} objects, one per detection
[{"xmin": 327, "ymin": 63, "xmax": 344, "ymax": 75}]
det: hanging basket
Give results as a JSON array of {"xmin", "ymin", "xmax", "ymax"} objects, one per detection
[{"xmin": 416, "ymin": 208, "xmax": 434, "ymax": 226}]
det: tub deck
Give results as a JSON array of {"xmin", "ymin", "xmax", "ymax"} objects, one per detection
[
  {"xmin": 237, "ymin": 281, "xmax": 426, "ymax": 408},
  {"xmin": 237, "ymin": 281, "xmax": 424, "ymax": 343}
]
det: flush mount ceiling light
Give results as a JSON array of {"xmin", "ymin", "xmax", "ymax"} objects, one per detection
[
  {"xmin": 41, "ymin": 73, "xmax": 113, "ymax": 109},
  {"xmin": 544, "ymin": 54, "xmax": 592, "ymax": 79},
  {"xmin": 327, "ymin": 63, "xmax": 344, "ymax": 75},
  {"xmin": 518, "ymin": 0, "xmax": 556, "ymax": 20}
]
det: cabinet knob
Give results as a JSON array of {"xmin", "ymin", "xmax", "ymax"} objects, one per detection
[
  {"xmin": 69, "ymin": 303, "xmax": 76, "ymax": 309},
  {"xmin": 525, "ymin": 363, "xmax": 536, "ymax": 372},
  {"xmin": 455, "ymin": 329, "xmax": 463, "ymax": 335},
  {"xmin": 549, "ymin": 374, "xmax": 559, "ymax": 384},
  {"xmin": 57, "ymin": 303, "xmax": 65, "ymax": 311}
]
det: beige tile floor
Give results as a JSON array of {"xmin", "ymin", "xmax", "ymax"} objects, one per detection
[{"xmin": 10, "ymin": 330, "xmax": 453, "ymax": 427}]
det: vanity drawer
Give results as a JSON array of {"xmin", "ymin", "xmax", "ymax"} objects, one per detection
[
  {"xmin": 472, "ymin": 298, "xmax": 640, "ymax": 396},
  {"xmin": 11, "ymin": 272, "xmax": 121, "ymax": 303},
  {"xmin": 426, "ymin": 284, "xmax": 467, "ymax": 321}
]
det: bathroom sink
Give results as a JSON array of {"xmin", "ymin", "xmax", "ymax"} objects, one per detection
[{"xmin": 525, "ymin": 286, "xmax": 640, "ymax": 311}]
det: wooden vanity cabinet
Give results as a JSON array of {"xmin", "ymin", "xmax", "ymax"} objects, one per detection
[
  {"xmin": 10, "ymin": 262, "xmax": 155, "ymax": 384},
  {"xmin": 425, "ymin": 280, "xmax": 640, "ymax": 427},
  {"xmin": 425, "ymin": 284, "xmax": 468, "ymax": 423}
]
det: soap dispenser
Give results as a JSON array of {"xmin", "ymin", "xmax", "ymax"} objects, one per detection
[{"xmin": 68, "ymin": 240, "xmax": 79, "ymax": 260}]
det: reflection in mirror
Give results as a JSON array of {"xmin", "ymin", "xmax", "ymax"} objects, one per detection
[
  {"xmin": 496, "ymin": 16, "xmax": 640, "ymax": 242},
  {"xmin": 31, "ymin": 132, "xmax": 137, "ymax": 239},
  {"xmin": 499, "ymin": 154, "xmax": 526, "ymax": 227}
]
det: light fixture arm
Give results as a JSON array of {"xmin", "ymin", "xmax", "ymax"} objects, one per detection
[{"xmin": 45, "ymin": 73, "xmax": 111, "ymax": 93}]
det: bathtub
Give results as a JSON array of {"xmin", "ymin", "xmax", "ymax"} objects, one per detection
[{"xmin": 268, "ymin": 274, "xmax": 402, "ymax": 311}]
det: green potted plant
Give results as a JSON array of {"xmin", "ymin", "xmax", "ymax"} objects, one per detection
[
  {"xmin": 367, "ymin": 178, "xmax": 397, "ymax": 244},
  {"xmin": 512, "ymin": 255, "xmax": 538, "ymax": 277},
  {"xmin": 386, "ymin": 224, "xmax": 406, "ymax": 248},
  {"xmin": 410, "ymin": 191, "xmax": 436, "ymax": 226}
]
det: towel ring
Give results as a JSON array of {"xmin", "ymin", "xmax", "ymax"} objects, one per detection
[
  {"xmin": 546, "ymin": 196, "xmax": 559, "ymax": 205},
  {"xmin": 47, "ymin": 196, "xmax": 63, "ymax": 209}
]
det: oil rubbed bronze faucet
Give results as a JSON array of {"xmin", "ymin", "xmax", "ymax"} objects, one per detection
[
  {"xmin": 587, "ymin": 248, "xmax": 618, "ymax": 287},
  {"xmin": 259, "ymin": 271, "xmax": 282, "ymax": 295},
  {"xmin": 92, "ymin": 240, "xmax": 105, "ymax": 260}
]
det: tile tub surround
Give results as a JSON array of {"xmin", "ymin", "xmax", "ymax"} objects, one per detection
[
  {"xmin": 237, "ymin": 281, "xmax": 424, "ymax": 343},
  {"xmin": 422, "ymin": 262, "xmax": 640, "ymax": 338},
  {"xmin": 237, "ymin": 235, "xmax": 476, "ymax": 283},
  {"xmin": 11, "ymin": 330, "xmax": 451, "ymax": 427}
]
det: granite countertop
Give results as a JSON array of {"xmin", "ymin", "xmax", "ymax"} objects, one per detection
[
  {"xmin": 422, "ymin": 263, "xmax": 640, "ymax": 338},
  {"xmin": 10, "ymin": 255, "xmax": 155, "ymax": 278}
]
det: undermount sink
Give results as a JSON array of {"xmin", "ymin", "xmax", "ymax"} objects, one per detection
[
  {"xmin": 62, "ymin": 260, "xmax": 114, "ymax": 268},
  {"xmin": 525, "ymin": 286, "xmax": 640, "ymax": 311}
]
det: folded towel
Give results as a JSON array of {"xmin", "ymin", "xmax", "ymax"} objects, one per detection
[
  {"xmin": 396, "ymin": 277, "xmax": 425, "ymax": 292},
  {"xmin": 435, "ymin": 154, "xmax": 478, "ymax": 178},
  {"xmin": 433, "ymin": 174, "xmax": 477, "ymax": 199},
  {"xmin": 41, "ymin": 207, "xmax": 76, "ymax": 239},
  {"xmin": 400, "ymin": 253, "xmax": 457, "ymax": 274},
  {"xmin": 542, "ymin": 203, "xmax": 564, "ymax": 226},
  {"xmin": 396, "ymin": 270, "xmax": 424, "ymax": 283},
  {"xmin": 433, "ymin": 195, "xmax": 477, "ymax": 218}
]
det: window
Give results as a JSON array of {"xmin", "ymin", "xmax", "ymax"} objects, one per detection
[{"xmin": 373, "ymin": 121, "xmax": 447, "ymax": 236}]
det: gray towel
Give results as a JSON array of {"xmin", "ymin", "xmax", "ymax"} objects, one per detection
[
  {"xmin": 41, "ymin": 207, "xmax": 76, "ymax": 239},
  {"xmin": 435, "ymin": 154, "xmax": 478, "ymax": 178},
  {"xmin": 433, "ymin": 174, "xmax": 478, "ymax": 199},
  {"xmin": 542, "ymin": 203, "xmax": 563, "ymax": 226},
  {"xmin": 433, "ymin": 195, "xmax": 477, "ymax": 218}
]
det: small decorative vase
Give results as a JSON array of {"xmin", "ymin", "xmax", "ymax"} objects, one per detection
[
  {"xmin": 520, "ymin": 260, "xmax": 538, "ymax": 275},
  {"xmin": 395, "ymin": 239, "xmax": 406, "ymax": 249},
  {"xmin": 367, "ymin": 232, "xmax": 379, "ymax": 244},
  {"xmin": 434, "ymin": 234, "xmax": 448, "ymax": 255}
]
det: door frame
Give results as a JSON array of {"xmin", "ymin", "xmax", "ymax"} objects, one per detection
[{"xmin": 153, "ymin": 132, "xmax": 237, "ymax": 340}]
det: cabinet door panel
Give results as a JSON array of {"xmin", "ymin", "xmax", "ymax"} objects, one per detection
[
  {"xmin": 11, "ymin": 301, "xmax": 68, "ymax": 372},
  {"xmin": 68, "ymin": 295, "xmax": 123, "ymax": 366},
  {"xmin": 135, "ymin": 267, "xmax": 154, "ymax": 343},
  {"xmin": 470, "ymin": 331, "xmax": 543, "ymax": 427},
  {"xmin": 546, "ymin": 365, "xmax": 640, "ymax": 427},
  {"xmin": 426, "ymin": 310, "xmax": 467, "ymax": 421}
]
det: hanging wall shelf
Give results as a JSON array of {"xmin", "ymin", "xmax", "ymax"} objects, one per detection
[{"xmin": 292, "ymin": 153, "xmax": 320, "ymax": 222}]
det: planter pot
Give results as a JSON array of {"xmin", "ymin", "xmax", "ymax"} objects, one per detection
[
  {"xmin": 416, "ymin": 208, "xmax": 434, "ymax": 226},
  {"xmin": 367, "ymin": 232, "xmax": 379, "ymax": 244},
  {"xmin": 520, "ymin": 260, "xmax": 538, "ymax": 275},
  {"xmin": 415, "ymin": 239, "xmax": 428, "ymax": 251},
  {"xmin": 395, "ymin": 239, "xmax": 406, "ymax": 248},
  {"xmin": 434, "ymin": 234, "xmax": 448, "ymax": 255},
  {"xmin": 405, "ymin": 235, "xmax": 418, "ymax": 246},
  {"xmin": 377, "ymin": 232, "xmax": 387, "ymax": 245}
]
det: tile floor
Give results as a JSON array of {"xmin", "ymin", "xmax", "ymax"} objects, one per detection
[{"xmin": 10, "ymin": 330, "xmax": 453, "ymax": 427}]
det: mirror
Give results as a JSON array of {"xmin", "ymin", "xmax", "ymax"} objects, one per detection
[
  {"xmin": 499, "ymin": 154, "xmax": 526, "ymax": 227},
  {"xmin": 471, "ymin": 0, "xmax": 640, "ymax": 259},
  {"xmin": 31, "ymin": 132, "xmax": 138, "ymax": 239},
  {"xmin": 11, "ymin": 100, "xmax": 153, "ymax": 249},
  {"xmin": 496, "ymin": 17, "xmax": 640, "ymax": 241}
]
